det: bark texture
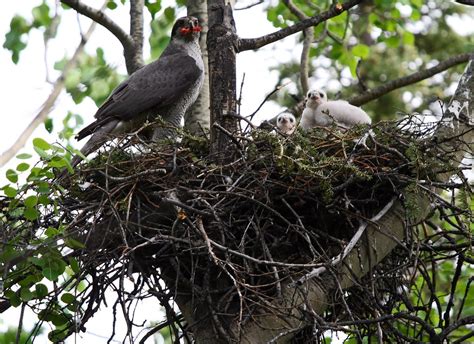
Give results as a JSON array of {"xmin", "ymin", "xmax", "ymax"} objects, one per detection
[
  {"xmin": 186, "ymin": 1, "xmax": 211, "ymax": 136},
  {"xmin": 207, "ymin": 0, "xmax": 239, "ymax": 163}
]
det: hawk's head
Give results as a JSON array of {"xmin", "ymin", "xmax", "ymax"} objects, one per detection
[
  {"xmin": 305, "ymin": 89, "xmax": 328, "ymax": 109},
  {"xmin": 172, "ymin": 16, "xmax": 202, "ymax": 41},
  {"xmin": 276, "ymin": 112, "xmax": 296, "ymax": 135}
]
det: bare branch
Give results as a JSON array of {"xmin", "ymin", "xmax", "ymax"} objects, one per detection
[
  {"xmin": 348, "ymin": 53, "xmax": 474, "ymax": 106},
  {"xmin": 0, "ymin": 20, "xmax": 98, "ymax": 168},
  {"xmin": 237, "ymin": 0, "xmax": 362, "ymax": 52},
  {"xmin": 235, "ymin": 0, "xmax": 264, "ymax": 11},
  {"xmin": 129, "ymin": 0, "xmax": 145, "ymax": 71},
  {"xmin": 60, "ymin": 0, "xmax": 139, "ymax": 74},
  {"xmin": 282, "ymin": 0, "xmax": 312, "ymax": 94}
]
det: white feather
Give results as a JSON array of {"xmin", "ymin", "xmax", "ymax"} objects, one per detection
[
  {"xmin": 300, "ymin": 89, "xmax": 371, "ymax": 130},
  {"xmin": 276, "ymin": 112, "xmax": 297, "ymax": 135}
]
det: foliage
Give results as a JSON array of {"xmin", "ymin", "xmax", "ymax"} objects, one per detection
[
  {"xmin": 266, "ymin": 0, "xmax": 474, "ymax": 121},
  {"xmin": 0, "ymin": 323, "xmax": 43, "ymax": 344}
]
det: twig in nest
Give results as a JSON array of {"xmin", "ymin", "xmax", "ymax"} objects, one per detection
[
  {"xmin": 291, "ymin": 196, "xmax": 397, "ymax": 287},
  {"xmin": 213, "ymin": 123, "xmax": 244, "ymax": 150},
  {"xmin": 246, "ymin": 81, "xmax": 291, "ymax": 130},
  {"xmin": 100, "ymin": 168, "xmax": 168, "ymax": 181}
]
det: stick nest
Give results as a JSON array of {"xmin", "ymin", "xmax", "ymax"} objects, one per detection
[{"xmin": 58, "ymin": 116, "xmax": 471, "ymax": 341}]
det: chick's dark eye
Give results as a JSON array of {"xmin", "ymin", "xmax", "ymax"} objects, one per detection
[
  {"xmin": 319, "ymin": 92, "xmax": 324, "ymax": 97},
  {"xmin": 290, "ymin": 118, "xmax": 294, "ymax": 122}
]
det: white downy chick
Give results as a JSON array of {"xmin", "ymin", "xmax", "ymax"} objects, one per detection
[
  {"xmin": 276, "ymin": 112, "xmax": 297, "ymax": 135},
  {"xmin": 300, "ymin": 89, "xmax": 371, "ymax": 130}
]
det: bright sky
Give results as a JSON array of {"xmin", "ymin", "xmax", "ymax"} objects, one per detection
[{"xmin": 0, "ymin": 1, "xmax": 294, "ymax": 342}]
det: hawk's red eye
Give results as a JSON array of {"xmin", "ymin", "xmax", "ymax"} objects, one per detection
[
  {"xmin": 193, "ymin": 26, "xmax": 202, "ymax": 32},
  {"xmin": 179, "ymin": 27, "xmax": 191, "ymax": 35}
]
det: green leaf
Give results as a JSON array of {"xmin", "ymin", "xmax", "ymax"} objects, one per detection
[
  {"xmin": 385, "ymin": 35, "xmax": 400, "ymax": 48},
  {"xmin": 36, "ymin": 181, "xmax": 51, "ymax": 194},
  {"xmin": 33, "ymin": 137, "xmax": 51, "ymax": 151},
  {"xmin": 48, "ymin": 328, "xmax": 69, "ymax": 342},
  {"xmin": 20, "ymin": 287, "xmax": 34, "ymax": 302},
  {"xmin": 41, "ymin": 256, "xmax": 67, "ymax": 281},
  {"xmin": 50, "ymin": 313, "xmax": 70, "ymax": 326},
  {"xmin": 4, "ymin": 290, "xmax": 21, "ymax": 307},
  {"xmin": 69, "ymin": 257, "xmax": 80, "ymax": 274},
  {"xmin": 3, "ymin": 186, "xmax": 18, "ymax": 198},
  {"xmin": 163, "ymin": 6, "xmax": 175, "ymax": 21},
  {"xmin": 16, "ymin": 153, "xmax": 32, "ymax": 159},
  {"xmin": 44, "ymin": 118, "xmax": 53, "ymax": 133},
  {"xmin": 32, "ymin": 3, "xmax": 52, "ymax": 27},
  {"xmin": 38, "ymin": 194, "xmax": 50, "ymax": 205},
  {"xmin": 34, "ymin": 146, "xmax": 50, "ymax": 159},
  {"xmin": 89, "ymin": 79, "xmax": 110, "ymax": 102},
  {"xmin": 6, "ymin": 169, "xmax": 18, "ymax": 183},
  {"xmin": 18, "ymin": 274, "xmax": 40, "ymax": 288},
  {"xmin": 24, "ymin": 207, "xmax": 39, "ymax": 221},
  {"xmin": 328, "ymin": 44, "xmax": 343, "ymax": 60},
  {"xmin": 64, "ymin": 69, "xmax": 81, "ymax": 89},
  {"xmin": 35, "ymin": 283, "xmax": 48, "ymax": 299},
  {"xmin": 42, "ymin": 267, "xmax": 60, "ymax": 281},
  {"xmin": 45, "ymin": 227, "xmax": 60, "ymax": 237},
  {"xmin": 3, "ymin": 16, "xmax": 31, "ymax": 64},
  {"xmin": 61, "ymin": 293, "xmax": 76, "ymax": 304},
  {"xmin": 403, "ymin": 31, "xmax": 415, "ymax": 45},
  {"xmin": 48, "ymin": 156, "xmax": 69, "ymax": 168},
  {"xmin": 65, "ymin": 238, "xmax": 85, "ymax": 249},
  {"xmin": 107, "ymin": 1, "xmax": 118, "ymax": 9},
  {"xmin": 16, "ymin": 162, "xmax": 30, "ymax": 172},
  {"xmin": 24, "ymin": 195, "xmax": 38, "ymax": 208},
  {"xmin": 145, "ymin": 0, "xmax": 162, "ymax": 19},
  {"xmin": 410, "ymin": 9, "xmax": 421, "ymax": 21},
  {"xmin": 351, "ymin": 44, "xmax": 370, "ymax": 59}
]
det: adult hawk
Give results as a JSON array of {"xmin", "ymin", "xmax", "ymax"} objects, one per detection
[{"xmin": 69, "ymin": 16, "xmax": 204, "ymax": 168}]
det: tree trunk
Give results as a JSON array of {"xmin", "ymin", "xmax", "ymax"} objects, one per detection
[
  {"xmin": 207, "ymin": 0, "xmax": 239, "ymax": 163},
  {"xmin": 186, "ymin": 1, "xmax": 211, "ymax": 136}
]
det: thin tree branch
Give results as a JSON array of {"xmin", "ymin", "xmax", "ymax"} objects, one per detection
[
  {"xmin": 300, "ymin": 29, "xmax": 312, "ymax": 94},
  {"xmin": 129, "ymin": 0, "xmax": 145, "ymax": 72},
  {"xmin": 237, "ymin": 0, "xmax": 362, "ymax": 52},
  {"xmin": 0, "ymin": 20, "xmax": 98, "ymax": 168},
  {"xmin": 60, "ymin": 0, "xmax": 139, "ymax": 74},
  {"xmin": 348, "ymin": 53, "xmax": 474, "ymax": 106},
  {"xmin": 282, "ymin": 0, "xmax": 312, "ymax": 94},
  {"xmin": 292, "ymin": 197, "xmax": 397, "ymax": 286},
  {"xmin": 235, "ymin": 0, "xmax": 264, "ymax": 10}
]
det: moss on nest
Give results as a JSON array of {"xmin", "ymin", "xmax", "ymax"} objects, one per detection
[{"xmin": 57, "ymin": 116, "xmax": 469, "ymax": 338}]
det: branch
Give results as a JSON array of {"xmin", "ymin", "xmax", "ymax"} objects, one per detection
[
  {"xmin": 237, "ymin": 0, "xmax": 362, "ymax": 52},
  {"xmin": 60, "ymin": 0, "xmax": 139, "ymax": 74},
  {"xmin": 0, "ymin": 20, "xmax": 98, "ymax": 168},
  {"xmin": 129, "ymin": 0, "xmax": 145, "ymax": 72},
  {"xmin": 348, "ymin": 53, "xmax": 474, "ymax": 106},
  {"xmin": 292, "ymin": 197, "xmax": 397, "ymax": 286},
  {"xmin": 282, "ymin": 0, "xmax": 312, "ymax": 94}
]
